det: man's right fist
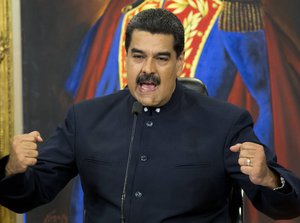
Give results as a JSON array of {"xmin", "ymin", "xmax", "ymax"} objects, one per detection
[{"xmin": 5, "ymin": 131, "xmax": 43, "ymax": 177}]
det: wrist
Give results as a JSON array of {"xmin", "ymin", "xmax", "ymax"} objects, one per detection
[
  {"xmin": 5, "ymin": 165, "xmax": 14, "ymax": 177},
  {"xmin": 264, "ymin": 169, "xmax": 281, "ymax": 189}
]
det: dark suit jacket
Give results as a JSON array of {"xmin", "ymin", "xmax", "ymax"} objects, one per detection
[{"xmin": 1, "ymin": 82, "xmax": 300, "ymax": 222}]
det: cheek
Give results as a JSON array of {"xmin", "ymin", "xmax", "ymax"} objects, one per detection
[
  {"xmin": 161, "ymin": 75, "xmax": 176, "ymax": 90},
  {"xmin": 127, "ymin": 75, "xmax": 136, "ymax": 87},
  {"xmin": 126, "ymin": 60, "xmax": 141, "ymax": 75},
  {"xmin": 126, "ymin": 62, "xmax": 136, "ymax": 81},
  {"xmin": 162, "ymin": 67, "xmax": 178, "ymax": 81}
]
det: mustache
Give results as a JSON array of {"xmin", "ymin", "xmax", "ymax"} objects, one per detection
[{"xmin": 136, "ymin": 73, "xmax": 161, "ymax": 85}]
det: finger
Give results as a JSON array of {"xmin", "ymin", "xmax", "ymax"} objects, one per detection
[
  {"xmin": 25, "ymin": 150, "xmax": 39, "ymax": 158},
  {"xmin": 238, "ymin": 157, "xmax": 253, "ymax": 167},
  {"xmin": 240, "ymin": 142, "xmax": 262, "ymax": 151},
  {"xmin": 239, "ymin": 149, "xmax": 256, "ymax": 158},
  {"xmin": 23, "ymin": 157, "xmax": 38, "ymax": 167},
  {"xmin": 240, "ymin": 166, "xmax": 252, "ymax": 175},
  {"xmin": 13, "ymin": 134, "xmax": 40, "ymax": 144},
  {"xmin": 19, "ymin": 141, "xmax": 38, "ymax": 150},
  {"xmin": 230, "ymin": 143, "xmax": 242, "ymax": 152},
  {"xmin": 28, "ymin": 131, "xmax": 43, "ymax": 142}
]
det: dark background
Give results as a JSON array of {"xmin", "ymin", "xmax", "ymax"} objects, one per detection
[{"xmin": 21, "ymin": 1, "xmax": 109, "ymax": 222}]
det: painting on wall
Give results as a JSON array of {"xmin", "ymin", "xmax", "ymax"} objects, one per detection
[
  {"xmin": 20, "ymin": 0, "xmax": 300, "ymax": 222},
  {"xmin": 21, "ymin": 1, "xmax": 109, "ymax": 222}
]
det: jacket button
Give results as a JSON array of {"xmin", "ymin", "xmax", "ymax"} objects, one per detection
[
  {"xmin": 135, "ymin": 191, "xmax": 142, "ymax": 198},
  {"xmin": 140, "ymin": 155, "xmax": 148, "ymax": 162},
  {"xmin": 146, "ymin": 121, "xmax": 153, "ymax": 127}
]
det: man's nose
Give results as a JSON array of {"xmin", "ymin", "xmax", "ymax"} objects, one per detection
[{"xmin": 142, "ymin": 58, "xmax": 155, "ymax": 74}]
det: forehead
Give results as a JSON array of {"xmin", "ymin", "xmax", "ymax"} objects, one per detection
[{"xmin": 129, "ymin": 30, "xmax": 175, "ymax": 54}]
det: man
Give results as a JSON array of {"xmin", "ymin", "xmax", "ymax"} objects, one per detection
[
  {"xmin": 66, "ymin": 2, "xmax": 276, "ymax": 221},
  {"xmin": 66, "ymin": 0, "xmax": 274, "ymax": 150},
  {"xmin": 1, "ymin": 8, "xmax": 300, "ymax": 222}
]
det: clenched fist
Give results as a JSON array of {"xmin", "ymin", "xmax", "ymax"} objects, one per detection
[
  {"xmin": 230, "ymin": 142, "xmax": 280, "ymax": 189},
  {"xmin": 5, "ymin": 131, "xmax": 43, "ymax": 177}
]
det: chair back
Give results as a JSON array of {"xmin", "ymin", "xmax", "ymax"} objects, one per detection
[
  {"xmin": 177, "ymin": 77, "xmax": 244, "ymax": 223},
  {"xmin": 177, "ymin": 77, "xmax": 208, "ymax": 96}
]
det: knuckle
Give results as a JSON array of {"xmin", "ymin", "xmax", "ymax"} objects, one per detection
[
  {"xmin": 239, "ymin": 150, "xmax": 246, "ymax": 157},
  {"xmin": 28, "ymin": 150, "xmax": 38, "ymax": 158},
  {"xmin": 12, "ymin": 141, "xmax": 18, "ymax": 149},
  {"xmin": 31, "ymin": 159, "xmax": 37, "ymax": 165},
  {"xmin": 30, "ymin": 131, "xmax": 40, "ymax": 138},
  {"xmin": 21, "ymin": 164, "xmax": 28, "ymax": 171},
  {"xmin": 240, "ymin": 166, "xmax": 247, "ymax": 174},
  {"xmin": 32, "ymin": 143, "xmax": 38, "ymax": 150},
  {"xmin": 19, "ymin": 156, "xmax": 26, "ymax": 164},
  {"xmin": 241, "ymin": 142, "xmax": 250, "ymax": 148},
  {"xmin": 13, "ymin": 134, "xmax": 22, "ymax": 141},
  {"xmin": 238, "ymin": 158, "xmax": 243, "ymax": 165},
  {"xmin": 26, "ymin": 135, "xmax": 35, "ymax": 142},
  {"xmin": 25, "ymin": 141, "xmax": 37, "ymax": 150}
]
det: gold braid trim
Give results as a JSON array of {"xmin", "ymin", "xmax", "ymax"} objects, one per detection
[
  {"xmin": 219, "ymin": 0, "xmax": 263, "ymax": 32},
  {"xmin": 0, "ymin": 0, "xmax": 15, "ymax": 221}
]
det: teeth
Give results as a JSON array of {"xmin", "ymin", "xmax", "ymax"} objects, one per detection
[
  {"xmin": 141, "ymin": 83, "xmax": 156, "ymax": 91},
  {"xmin": 141, "ymin": 82, "xmax": 156, "ymax": 86}
]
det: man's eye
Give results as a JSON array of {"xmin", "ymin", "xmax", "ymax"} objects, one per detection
[
  {"xmin": 157, "ymin": 57, "xmax": 168, "ymax": 61},
  {"xmin": 156, "ymin": 56, "xmax": 169, "ymax": 65},
  {"xmin": 133, "ymin": 54, "xmax": 144, "ymax": 59}
]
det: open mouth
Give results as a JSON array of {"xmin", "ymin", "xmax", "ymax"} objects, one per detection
[
  {"xmin": 139, "ymin": 81, "xmax": 158, "ymax": 92},
  {"xmin": 136, "ymin": 74, "xmax": 160, "ymax": 93}
]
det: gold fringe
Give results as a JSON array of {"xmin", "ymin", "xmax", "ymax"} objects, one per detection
[
  {"xmin": 0, "ymin": 0, "xmax": 16, "ymax": 221},
  {"xmin": 219, "ymin": 0, "xmax": 264, "ymax": 32}
]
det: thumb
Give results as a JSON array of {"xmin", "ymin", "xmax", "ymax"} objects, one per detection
[
  {"xmin": 29, "ymin": 131, "xmax": 43, "ymax": 142},
  {"xmin": 230, "ymin": 143, "xmax": 242, "ymax": 153}
]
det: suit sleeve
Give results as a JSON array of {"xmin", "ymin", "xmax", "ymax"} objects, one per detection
[
  {"xmin": 0, "ymin": 105, "xmax": 78, "ymax": 213},
  {"xmin": 224, "ymin": 109, "xmax": 300, "ymax": 219}
]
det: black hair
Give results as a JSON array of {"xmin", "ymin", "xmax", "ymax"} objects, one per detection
[{"xmin": 125, "ymin": 8, "xmax": 185, "ymax": 58}]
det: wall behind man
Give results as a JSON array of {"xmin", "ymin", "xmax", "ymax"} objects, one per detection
[{"xmin": 21, "ymin": 1, "xmax": 109, "ymax": 222}]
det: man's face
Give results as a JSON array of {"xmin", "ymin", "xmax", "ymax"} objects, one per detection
[{"xmin": 126, "ymin": 30, "xmax": 184, "ymax": 107}]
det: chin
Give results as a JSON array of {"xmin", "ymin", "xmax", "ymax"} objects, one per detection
[
  {"xmin": 140, "ymin": 101, "xmax": 156, "ymax": 107},
  {"xmin": 138, "ymin": 98, "xmax": 158, "ymax": 107}
]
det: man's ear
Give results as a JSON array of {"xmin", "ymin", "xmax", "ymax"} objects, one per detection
[
  {"xmin": 176, "ymin": 51, "xmax": 185, "ymax": 77},
  {"xmin": 125, "ymin": 52, "xmax": 128, "ymax": 66}
]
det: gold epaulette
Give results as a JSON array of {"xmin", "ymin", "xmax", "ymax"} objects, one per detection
[{"xmin": 219, "ymin": 0, "xmax": 264, "ymax": 32}]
